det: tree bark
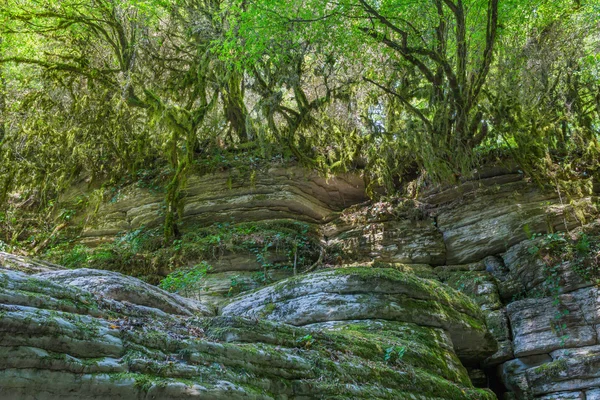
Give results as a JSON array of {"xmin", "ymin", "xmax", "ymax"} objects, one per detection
[{"xmin": 0, "ymin": 37, "xmax": 6, "ymax": 142}]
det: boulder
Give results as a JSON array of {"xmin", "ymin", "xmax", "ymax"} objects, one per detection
[
  {"xmin": 222, "ymin": 267, "xmax": 497, "ymax": 365},
  {"xmin": 35, "ymin": 268, "xmax": 213, "ymax": 317},
  {"xmin": 0, "ymin": 265, "xmax": 496, "ymax": 400}
]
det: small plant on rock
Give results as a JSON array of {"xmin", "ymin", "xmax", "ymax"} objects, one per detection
[
  {"xmin": 159, "ymin": 262, "xmax": 211, "ymax": 296},
  {"xmin": 384, "ymin": 345, "xmax": 406, "ymax": 364}
]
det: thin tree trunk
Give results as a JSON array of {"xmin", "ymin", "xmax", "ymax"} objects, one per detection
[{"xmin": 0, "ymin": 37, "xmax": 6, "ymax": 142}]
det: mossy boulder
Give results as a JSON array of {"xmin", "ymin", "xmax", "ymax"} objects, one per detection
[
  {"xmin": 222, "ymin": 267, "xmax": 497, "ymax": 365},
  {"xmin": 0, "ymin": 261, "xmax": 496, "ymax": 399}
]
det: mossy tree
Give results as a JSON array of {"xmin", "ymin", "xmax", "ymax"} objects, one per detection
[
  {"xmin": 0, "ymin": 0, "xmax": 599, "ymax": 249},
  {"xmin": 0, "ymin": 0, "xmax": 253, "ymax": 240}
]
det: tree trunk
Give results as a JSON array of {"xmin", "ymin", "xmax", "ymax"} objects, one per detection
[
  {"xmin": 0, "ymin": 37, "xmax": 6, "ymax": 142},
  {"xmin": 224, "ymin": 71, "xmax": 249, "ymax": 142}
]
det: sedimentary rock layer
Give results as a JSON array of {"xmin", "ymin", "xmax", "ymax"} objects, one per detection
[{"xmin": 0, "ymin": 263, "xmax": 495, "ymax": 400}]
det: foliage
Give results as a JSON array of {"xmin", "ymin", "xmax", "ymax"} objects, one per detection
[
  {"xmin": 158, "ymin": 262, "xmax": 211, "ymax": 296},
  {"xmin": 0, "ymin": 0, "xmax": 598, "ymax": 246},
  {"xmin": 44, "ymin": 220, "xmax": 319, "ymax": 284},
  {"xmin": 227, "ymin": 274, "xmax": 247, "ymax": 297},
  {"xmin": 296, "ymin": 334, "xmax": 316, "ymax": 349},
  {"xmin": 384, "ymin": 345, "xmax": 407, "ymax": 364}
]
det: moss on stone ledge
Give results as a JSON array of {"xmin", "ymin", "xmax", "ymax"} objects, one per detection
[{"xmin": 0, "ymin": 268, "xmax": 497, "ymax": 399}]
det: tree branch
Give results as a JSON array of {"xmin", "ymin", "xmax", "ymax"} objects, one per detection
[
  {"xmin": 468, "ymin": 0, "xmax": 499, "ymax": 108},
  {"xmin": 363, "ymin": 76, "xmax": 433, "ymax": 132}
]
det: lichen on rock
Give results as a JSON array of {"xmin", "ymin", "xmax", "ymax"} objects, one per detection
[{"xmin": 0, "ymin": 262, "xmax": 496, "ymax": 399}]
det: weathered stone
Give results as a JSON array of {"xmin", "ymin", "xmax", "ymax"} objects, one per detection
[
  {"xmin": 587, "ymin": 389, "xmax": 600, "ymax": 400},
  {"xmin": 307, "ymin": 319, "xmax": 472, "ymax": 385},
  {"xmin": 81, "ymin": 167, "xmax": 368, "ymax": 242},
  {"xmin": 419, "ymin": 173, "xmax": 524, "ymax": 206},
  {"xmin": 483, "ymin": 310, "xmax": 514, "ymax": 367},
  {"xmin": 436, "ymin": 270, "xmax": 502, "ymax": 311},
  {"xmin": 500, "ymin": 354, "xmax": 553, "ymax": 397},
  {"xmin": 325, "ymin": 219, "xmax": 446, "ymax": 265},
  {"xmin": 506, "ymin": 289, "xmax": 598, "ymax": 357},
  {"xmin": 372, "ymin": 261, "xmax": 438, "ymax": 280},
  {"xmin": 0, "ymin": 252, "xmax": 64, "ymax": 274},
  {"xmin": 525, "ymin": 345, "xmax": 600, "ymax": 396},
  {"xmin": 187, "ymin": 269, "xmax": 294, "ymax": 307},
  {"xmin": 434, "ymin": 261, "xmax": 486, "ymax": 273},
  {"xmin": 498, "ymin": 278, "xmax": 527, "ymax": 304},
  {"xmin": 572, "ymin": 286, "xmax": 600, "ymax": 326},
  {"xmin": 486, "ymin": 310, "xmax": 512, "ymax": 343},
  {"xmin": 484, "ymin": 256, "xmax": 509, "ymax": 281},
  {"xmin": 194, "ymin": 251, "xmax": 288, "ymax": 274},
  {"xmin": 432, "ymin": 179, "xmax": 597, "ymax": 264},
  {"xmin": 537, "ymin": 391, "xmax": 584, "ymax": 399},
  {"xmin": 502, "ymin": 238, "xmax": 591, "ymax": 298},
  {"xmin": 35, "ymin": 268, "xmax": 214, "ymax": 317},
  {"xmin": 485, "ymin": 340, "xmax": 514, "ymax": 368},
  {"xmin": 222, "ymin": 267, "xmax": 497, "ymax": 365},
  {"xmin": 0, "ymin": 264, "xmax": 496, "ymax": 400},
  {"xmin": 499, "ymin": 343, "xmax": 600, "ymax": 398}
]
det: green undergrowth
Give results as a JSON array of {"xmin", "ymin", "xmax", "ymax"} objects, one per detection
[
  {"xmin": 44, "ymin": 220, "xmax": 320, "ymax": 285},
  {"xmin": 157, "ymin": 262, "xmax": 212, "ymax": 295},
  {"xmin": 192, "ymin": 143, "xmax": 293, "ymax": 177},
  {"xmin": 527, "ymin": 226, "xmax": 600, "ymax": 287}
]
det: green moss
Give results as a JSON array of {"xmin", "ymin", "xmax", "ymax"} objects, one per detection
[
  {"xmin": 46, "ymin": 219, "xmax": 320, "ymax": 286},
  {"xmin": 261, "ymin": 302, "xmax": 277, "ymax": 317},
  {"xmin": 533, "ymin": 359, "xmax": 568, "ymax": 377},
  {"xmin": 320, "ymin": 320, "xmax": 472, "ymax": 386},
  {"xmin": 329, "ymin": 267, "xmax": 484, "ymax": 318}
]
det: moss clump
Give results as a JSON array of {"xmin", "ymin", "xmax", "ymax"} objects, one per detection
[
  {"xmin": 319, "ymin": 320, "xmax": 472, "ymax": 386},
  {"xmin": 533, "ymin": 359, "xmax": 568, "ymax": 377}
]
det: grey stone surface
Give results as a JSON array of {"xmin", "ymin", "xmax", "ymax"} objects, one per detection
[
  {"xmin": 587, "ymin": 389, "xmax": 600, "ymax": 400},
  {"xmin": 431, "ymin": 179, "xmax": 597, "ymax": 264},
  {"xmin": 506, "ymin": 288, "xmax": 598, "ymax": 358},
  {"xmin": 0, "ymin": 263, "xmax": 496, "ymax": 400},
  {"xmin": 325, "ymin": 219, "xmax": 446, "ymax": 265},
  {"xmin": 80, "ymin": 166, "xmax": 368, "ymax": 244},
  {"xmin": 35, "ymin": 268, "xmax": 214, "ymax": 317},
  {"xmin": 222, "ymin": 267, "xmax": 497, "ymax": 365},
  {"xmin": 0, "ymin": 252, "xmax": 64, "ymax": 274}
]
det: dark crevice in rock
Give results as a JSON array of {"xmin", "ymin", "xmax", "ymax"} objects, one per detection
[{"xmin": 484, "ymin": 366, "xmax": 509, "ymax": 399}]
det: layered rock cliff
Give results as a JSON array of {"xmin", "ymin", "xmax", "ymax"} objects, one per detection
[
  {"xmin": 2, "ymin": 164, "xmax": 600, "ymax": 399},
  {"xmin": 0, "ymin": 257, "xmax": 496, "ymax": 399}
]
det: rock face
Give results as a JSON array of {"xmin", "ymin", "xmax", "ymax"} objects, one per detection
[
  {"xmin": 79, "ymin": 166, "xmax": 368, "ymax": 245},
  {"xmin": 35, "ymin": 268, "xmax": 214, "ymax": 317},
  {"xmin": 323, "ymin": 202, "xmax": 446, "ymax": 265},
  {"xmin": 11, "ymin": 162, "xmax": 600, "ymax": 399},
  {"xmin": 314, "ymin": 173, "xmax": 599, "ymax": 399},
  {"xmin": 222, "ymin": 267, "xmax": 497, "ymax": 366},
  {"xmin": 0, "ymin": 265, "xmax": 495, "ymax": 400},
  {"xmin": 429, "ymin": 177, "xmax": 597, "ymax": 265}
]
